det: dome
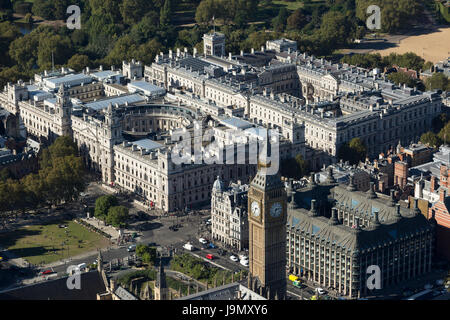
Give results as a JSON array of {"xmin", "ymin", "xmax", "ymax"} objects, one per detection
[{"xmin": 212, "ymin": 176, "xmax": 225, "ymax": 192}]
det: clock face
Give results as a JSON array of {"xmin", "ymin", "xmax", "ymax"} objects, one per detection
[
  {"xmin": 270, "ymin": 202, "xmax": 282, "ymax": 218},
  {"xmin": 251, "ymin": 201, "xmax": 260, "ymax": 217}
]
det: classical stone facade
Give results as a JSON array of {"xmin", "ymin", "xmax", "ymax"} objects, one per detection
[{"xmin": 211, "ymin": 177, "xmax": 249, "ymax": 251}]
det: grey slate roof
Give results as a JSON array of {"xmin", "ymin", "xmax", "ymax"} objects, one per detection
[
  {"xmin": 0, "ymin": 270, "xmax": 106, "ymax": 300},
  {"xmin": 287, "ymin": 184, "xmax": 434, "ymax": 253}
]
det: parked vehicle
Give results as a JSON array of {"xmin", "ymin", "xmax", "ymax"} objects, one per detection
[
  {"xmin": 293, "ymin": 280, "xmax": 304, "ymax": 288},
  {"xmin": 240, "ymin": 259, "xmax": 249, "ymax": 267},
  {"xmin": 289, "ymin": 274, "xmax": 299, "ymax": 282},
  {"xmin": 127, "ymin": 244, "xmax": 136, "ymax": 252},
  {"xmin": 230, "ymin": 255, "xmax": 238, "ymax": 262},
  {"xmin": 77, "ymin": 263, "xmax": 87, "ymax": 271},
  {"xmin": 41, "ymin": 268, "xmax": 54, "ymax": 275},
  {"xmin": 238, "ymin": 254, "xmax": 248, "ymax": 261},
  {"xmin": 208, "ymin": 242, "xmax": 216, "ymax": 249},
  {"xmin": 183, "ymin": 243, "xmax": 195, "ymax": 251},
  {"xmin": 199, "ymin": 238, "xmax": 208, "ymax": 244},
  {"xmin": 315, "ymin": 288, "xmax": 326, "ymax": 295},
  {"xmin": 206, "ymin": 254, "xmax": 214, "ymax": 260}
]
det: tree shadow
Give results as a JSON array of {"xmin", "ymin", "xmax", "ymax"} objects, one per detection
[
  {"xmin": 0, "ymin": 229, "xmax": 41, "ymax": 249},
  {"xmin": 6, "ymin": 246, "xmax": 63, "ymax": 261}
]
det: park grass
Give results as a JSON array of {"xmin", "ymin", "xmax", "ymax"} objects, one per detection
[
  {"xmin": 272, "ymin": 0, "xmax": 306, "ymax": 11},
  {"xmin": 0, "ymin": 220, "xmax": 108, "ymax": 266}
]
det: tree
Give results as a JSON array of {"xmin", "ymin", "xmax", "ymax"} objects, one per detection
[
  {"xmin": 120, "ymin": 0, "xmax": 153, "ymax": 25},
  {"xmin": 37, "ymin": 33, "xmax": 73, "ymax": 70},
  {"xmin": 106, "ymin": 205, "xmax": 129, "ymax": 228},
  {"xmin": 318, "ymin": 11, "xmax": 353, "ymax": 49},
  {"xmin": 32, "ymin": 0, "xmax": 55, "ymax": 20},
  {"xmin": 425, "ymin": 72, "xmax": 449, "ymax": 91},
  {"xmin": 280, "ymin": 154, "xmax": 310, "ymax": 179},
  {"xmin": 432, "ymin": 114, "xmax": 448, "ymax": 133},
  {"xmin": 287, "ymin": 9, "xmax": 307, "ymax": 31},
  {"xmin": 39, "ymin": 135, "xmax": 78, "ymax": 169},
  {"xmin": 438, "ymin": 122, "xmax": 450, "ymax": 145},
  {"xmin": 160, "ymin": 0, "xmax": 171, "ymax": 26},
  {"xmin": 420, "ymin": 131, "xmax": 441, "ymax": 148},
  {"xmin": 135, "ymin": 38, "xmax": 164, "ymax": 65},
  {"xmin": 338, "ymin": 138, "xmax": 367, "ymax": 165},
  {"xmin": 387, "ymin": 72, "xmax": 416, "ymax": 88},
  {"xmin": 356, "ymin": 0, "xmax": 420, "ymax": 33},
  {"xmin": 272, "ymin": 8, "xmax": 289, "ymax": 32},
  {"xmin": 67, "ymin": 54, "xmax": 91, "ymax": 72},
  {"xmin": 136, "ymin": 244, "xmax": 157, "ymax": 265},
  {"xmin": 102, "ymin": 35, "xmax": 139, "ymax": 66},
  {"xmin": 94, "ymin": 195, "xmax": 118, "ymax": 220},
  {"xmin": 195, "ymin": 0, "xmax": 223, "ymax": 25}
]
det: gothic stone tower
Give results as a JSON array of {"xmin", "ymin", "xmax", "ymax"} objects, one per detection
[
  {"xmin": 154, "ymin": 258, "xmax": 169, "ymax": 300},
  {"xmin": 248, "ymin": 160, "xmax": 287, "ymax": 300}
]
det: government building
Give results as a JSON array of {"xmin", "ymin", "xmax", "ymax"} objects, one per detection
[{"xmin": 286, "ymin": 171, "xmax": 436, "ymax": 298}]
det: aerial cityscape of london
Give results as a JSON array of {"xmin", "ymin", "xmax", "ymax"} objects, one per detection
[{"xmin": 0, "ymin": 0, "xmax": 449, "ymax": 311}]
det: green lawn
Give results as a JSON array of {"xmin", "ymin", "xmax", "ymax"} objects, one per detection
[
  {"xmin": 272, "ymin": 0, "xmax": 306, "ymax": 11},
  {"xmin": 0, "ymin": 220, "xmax": 108, "ymax": 266}
]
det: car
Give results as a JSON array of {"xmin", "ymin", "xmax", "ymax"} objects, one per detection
[
  {"xmin": 240, "ymin": 259, "xmax": 249, "ymax": 267},
  {"xmin": 208, "ymin": 243, "xmax": 216, "ymax": 249},
  {"xmin": 41, "ymin": 268, "xmax": 54, "ymax": 275},
  {"xmin": 147, "ymin": 242, "xmax": 158, "ymax": 247},
  {"xmin": 199, "ymin": 238, "xmax": 208, "ymax": 244},
  {"xmin": 206, "ymin": 254, "xmax": 214, "ymax": 260},
  {"xmin": 230, "ymin": 255, "xmax": 238, "ymax": 262},
  {"xmin": 315, "ymin": 288, "xmax": 326, "ymax": 295},
  {"xmin": 77, "ymin": 263, "xmax": 87, "ymax": 271},
  {"xmin": 127, "ymin": 244, "xmax": 136, "ymax": 252},
  {"xmin": 239, "ymin": 254, "xmax": 248, "ymax": 260}
]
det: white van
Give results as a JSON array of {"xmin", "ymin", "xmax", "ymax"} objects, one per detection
[
  {"xmin": 77, "ymin": 263, "xmax": 87, "ymax": 271},
  {"xmin": 183, "ymin": 243, "xmax": 195, "ymax": 251}
]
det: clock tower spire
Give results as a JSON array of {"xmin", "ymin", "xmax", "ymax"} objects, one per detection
[{"xmin": 247, "ymin": 142, "xmax": 287, "ymax": 300}]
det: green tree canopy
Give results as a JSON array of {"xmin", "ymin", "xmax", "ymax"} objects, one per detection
[
  {"xmin": 67, "ymin": 54, "xmax": 91, "ymax": 72},
  {"xmin": 136, "ymin": 244, "xmax": 157, "ymax": 265},
  {"xmin": 420, "ymin": 131, "xmax": 441, "ymax": 148},
  {"xmin": 94, "ymin": 195, "xmax": 118, "ymax": 220},
  {"xmin": 438, "ymin": 122, "xmax": 450, "ymax": 145},
  {"xmin": 426, "ymin": 72, "xmax": 450, "ymax": 91},
  {"xmin": 106, "ymin": 205, "xmax": 129, "ymax": 228},
  {"xmin": 287, "ymin": 9, "xmax": 308, "ymax": 31},
  {"xmin": 338, "ymin": 138, "xmax": 367, "ymax": 165}
]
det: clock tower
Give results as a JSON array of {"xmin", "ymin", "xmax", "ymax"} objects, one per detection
[{"xmin": 247, "ymin": 151, "xmax": 287, "ymax": 299}]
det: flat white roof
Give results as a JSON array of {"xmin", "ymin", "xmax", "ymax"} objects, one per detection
[
  {"xmin": 83, "ymin": 94, "xmax": 145, "ymax": 111},
  {"xmin": 128, "ymin": 81, "xmax": 166, "ymax": 95},
  {"xmin": 132, "ymin": 138, "xmax": 163, "ymax": 151}
]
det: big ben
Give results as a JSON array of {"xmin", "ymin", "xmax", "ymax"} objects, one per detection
[{"xmin": 248, "ymin": 144, "xmax": 287, "ymax": 300}]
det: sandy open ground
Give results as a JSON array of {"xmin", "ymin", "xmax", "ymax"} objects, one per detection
[{"xmin": 375, "ymin": 27, "xmax": 450, "ymax": 63}]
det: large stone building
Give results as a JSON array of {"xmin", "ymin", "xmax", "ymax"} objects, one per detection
[
  {"xmin": 0, "ymin": 34, "xmax": 444, "ymax": 213},
  {"xmin": 211, "ymin": 177, "xmax": 249, "ymax": 251},
  {"xmin": 286, "ymin": 173, "xmax": 435, "ymax": 298}
]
